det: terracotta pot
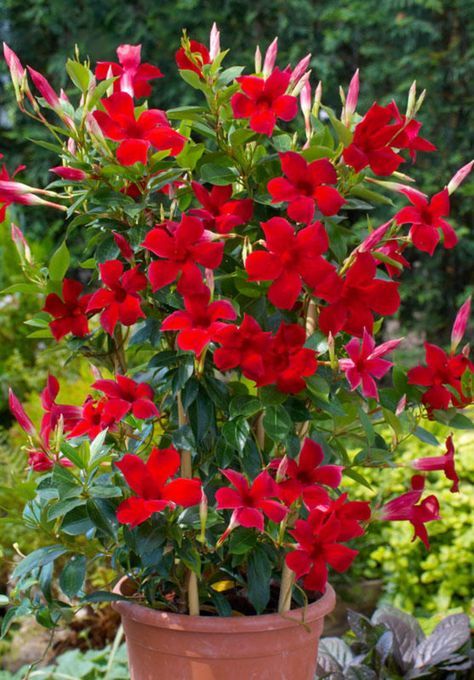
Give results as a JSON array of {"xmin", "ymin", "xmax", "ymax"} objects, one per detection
[{"xmin": 113, "ymin": 578, "xmax": 336, "ymax": 680}]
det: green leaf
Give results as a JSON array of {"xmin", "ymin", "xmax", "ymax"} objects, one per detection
[
  {"xmin": 86, "ymin": 499, "xmax": 117, "ymax": 540},
  {"xmin": 414, "ymin": 426, "xmax": 440, "ymax": 447},
  {"xmin": 247, "ymin": 547, "xmax": 271, "ymax": 614},
  {"xmin": 49, "ymin": 240, "xmax": 70, "ymax": 281},
  {"xmin": 82, "ymin": 591, "xmax": 129, "ymax": 603},
  {"xmin": 12, "ymin": 545, "xmax": 69, "ymax": 580},
  {"xmin": 263, "ymin": 405, "xmax": 293, "ymax": 441},
  {"xmin": 60, "ymin": 554, "xmax": 87, "ymax": 598},
  {"xmin": 229, "ymin": 396, "xmax": 261, "ymax": 419},
  {"xmin": 321, "ymin": 105, "xmax": 353, "ymax": 146},
  {"xmin": 222, "ymin": 418, "xmax": 250, "ymax": 453},
  {"xmin": 343, "ymin": 469, "xmax": 373, "ymax": 490},
  {"xmin": 179, "ymin": 69, "xmax": 208, "ymax": 92},
  {"xmin": 228, "ymin": 528, "xmax": 258, "ymax": 555},
  {"xmin": 200, "ymin": 163, "xmax": 239, "ymax": 185},
  {"xmin": 357, "ymin": 407, "xmax": 375, "ymax": 446},
  {"xmin": 66, "ymin": 59, "xmax": 92, "ymax": 91}
]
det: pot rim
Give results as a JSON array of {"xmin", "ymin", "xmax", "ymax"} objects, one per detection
[{"xmin": 112, "ymin": 576, "xmax": 336, "ymax": 632}]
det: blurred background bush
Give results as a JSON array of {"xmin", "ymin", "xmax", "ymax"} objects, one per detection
[{"xmin": 0, "ymin": 0, "xmax": 472, "ymax": 670}]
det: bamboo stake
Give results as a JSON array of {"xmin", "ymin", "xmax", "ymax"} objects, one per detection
[{"xmin": 177, "ymin": 392, "xmax": 199, "ymax": 616}]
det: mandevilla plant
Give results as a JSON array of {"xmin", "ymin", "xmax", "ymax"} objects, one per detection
[{"xmin": 1, "ymin": 26, "xmax": 473, "ymax": 632}]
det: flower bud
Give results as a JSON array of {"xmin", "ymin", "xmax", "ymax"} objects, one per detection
[
  {"xmin": 209, "ymin": 22, "xmax": 220, "ymax": 61},
  {"xmin": 290, "ymin": 53, "xmax": 311, "ymax": 86},
  {"xmin": 11, "ymin": 222, "xmax": 32, "ymax": 265},
  {"xmin": 447, "ymin": 160, "xmax": 473, "ymax": 195},
  {"xmin": 312, "ymin": 81, "xmax": 322, "ymax": 119},
  {"xmin": 344, "ymin": 69, "xmax": 359, "ymax": 125},
  {"xmin": 3, "ymin": 43, "xmax": 25, "ymax": 103},
  {"xmin": 113, "ymin": 231, "xmax": 134, "ymax": 261},
  {"xmin": 27, "ymin": 66, "xmax": 60, "ymax": 109},
  {"xmin": 9, "ymin": 388, "xmax": 36, "ymax": 437},
  {"xmin": 254, "ymin": 45, "xmax": 262, "ymax": 74},
  {"xmin": 263, "ymin": 37, "xmax": 278, "ymax": 78},
  {"xmin": 50, "ymin": 166, "xmax": 87, "ymax": 181},
  {"xmin": 450, "ymin": 296, "xmax": 471, "ymax": 353}
]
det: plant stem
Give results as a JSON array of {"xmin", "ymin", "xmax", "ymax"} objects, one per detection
[
  {"xmin": 177, "ymin": 391, "xmax": 199, "ymax": 615},
  {"xmin": 278, "ymin": 562, "xmax": 295, "ymax": 613}
]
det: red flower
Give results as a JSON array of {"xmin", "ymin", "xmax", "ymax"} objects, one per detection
[
  {"xmin": 286, "ymin": 505, "xmax": 359, "ymax": 592},
  {"xmin": 142, "ymin": 215, "xmax": 224, "ymax": 292},
  {"xmin": 329, "ymin": 494, "xmax": 371, "ymax": 541},
  {"xmin": 267, "ymin": 152, "xmax": 345, "ymax": 222},
  {"xmin": 274, "ymin": 438, "xmax": 343, "ymax": 508},
  {"xmin": 216, "ymin": 469, "xmax": 287, "ymax": 539},
  {"xmin": 87, "ymin": 260, "xmax": 147, "ymax": 335},
  {"xmin": 40, "ymin": 375, "xmax": 82, "ymax": 444},
  {"xmin": 395, "ymin": 188, "xmax": 457, "ymax": 255},
  {"xmin": 407, "ymin": 343, "xmax": 473, "ymax": 412},
  {"xmin": 343, "ymin": 103, "xmax": 404, "ymax": 176},
  {"xmin": 412, "ymin": 435, "xmax": 459, "ymax": 493},
  {"xmin": 175, "ymin": 40, "xmax": 211, "ymax": 77},
  {"xmin": 43, "ymin": 279, "xmax": 91, "ymax": 341},
  {"xmin": 213, "ymin": 314, "xmax": 272, "ymax": 382},
  {"xmin": 245, "ymin": 217, "xmax": 337, "ymax": 309},
  {"xmin": 380, "ymin": 475, "xmax": 440, "ymax": 549},
  {"xmin": 68, "ymin": 396, "xmax": 130, "ymax": 440},
  {"xmin": 161, "ymin": 286, "xmax": 236, "ymax": 356},
  {"xmin": 190, "ymin": 182, "xmax": 253, "ymax": 234},
  {"xmin": 93, "ymin": 92, "xmax": 186, "ymax": 165},
  {"xmin": 388, "ymin": 103, "xmax": 436, "ymax": 161},
  {"xmin": 95, "ymin": 44, "xmax": 163, "ymax": 99},
  {"xmin": 116, "ymin": 447, "xmax": 202, "ymax": 527},
  {"xmin": 231, "ymin": 68, "xmax": 298, "ymax": 136},
  {"xmin": 259, "ymin": 323, "xmax": 318, "ymax": 394},
  {"xmin": 92, "ymin": 375, "xmax": 159, "ymax": 420},
  {"xmin": 317, "ymin": 253, "xmax": 400, "ymax": 337},
  {"xmin": 339, "ymin": 329, "xmax": 402, "ymax": 400}
]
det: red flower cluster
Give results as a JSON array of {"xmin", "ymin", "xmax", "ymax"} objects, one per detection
[
  {"xmin": 268, "ymin": 152, "xmax": 345, "ymax": 223},
  {"xmin": 231, "ymin": 68, "xmax": 298, "ymax": 136},
  {"xmin": 93, "ymin": 93, "xmax": 186, "ymax": 166},
  {"xmin": 380, "ymin": 475, "xmax": 440, "ymax": 549},
  {"xmin": 317, "ymin": 253, "xmax": 400, "ymax": 337},
  {"xmin": 95, "ymin": 44, "xmax": 163, "ymax": 99},
  {"xmin": 408, "ymin": 342, "xmax": 473, "ymax": 412},
  {"xmin": 245, "ymin": 217, "xmax": 337, "ymax": 309},
  {"xmin": 190, "ymin": 182, "xmax": 253, "ymax": 234},
  {"xmin": 116, "ymin": 447, "xmax": 202, "ymax": 527},
  {"xmin": 43, "ymin": 279, "xmax": 91, "ymax": 341},
  {"xmin": 142, "ymin": 215, "xmax": 224, "ymax": 292},
  {"xmin": 87, "ymin": 260, "xmax": 147, "ymax": 335},
  {"xmin": 343, "ymin": 102, "xmax": 435, "ymax": 176},
  {"xmin": 215, "ymin": 321, "xmax": 318, "ymax": 393},
  {"xmin": 286, "ymin": 495, "xmax": 370, "ymax": 592},
  {"xmin": 68, "ymin": 397, "xmax": 130, "ymax": 440}
]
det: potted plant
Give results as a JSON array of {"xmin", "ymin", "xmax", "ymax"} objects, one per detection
[{"xmin": 1, "ymin": 25, "xmax": 472, "ymax": 680}]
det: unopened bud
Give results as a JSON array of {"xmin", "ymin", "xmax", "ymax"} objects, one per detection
[
  {"xmin": 254, "ymin": 45, "xmax": 262, "ymax": 74},
  {"xmin": 209, "ymin": 23, "xmax": 220, "ymax": 61},
  {"xmin": 312, "ymin": 81, "xmax": 322, "ymax": 119},
  {"xmin": 451, "ymin": 296, "xmax": 471, "ymax": 353},
  {"xmin": 447, "ymin": 160, "xmax": 473, "ymax": 195},
  {"xmin": 406, "ymin": 80, "xmax": 417, "ymax": 118},
  {"xmin": 263, "ymin": 37, "xmax": 278, "ymax": 78}
]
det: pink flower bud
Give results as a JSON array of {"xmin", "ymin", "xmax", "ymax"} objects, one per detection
[
  {"xmin": 291, "ymin": 53, "xmax": 311, "ymax": 86},
  {"xmin": 3, "ymin": 43, "xmax": 25, "ymax": 94},
  {"xmin": 263, "ymin": 37, "xmax": 278, "ymax": 78},
  {"xmin": 291, "ymin": 70, "xmax": 310, "ymax": 97},
  {"xmin": 9, "ymin": 388, "xmax": 36, "ymax": 436},
  {"xmin": 113, "ymin": 231, "xmax": 134, "ymax": 261},
  {"xmin": 344, "ymin": 68, "xmax": 359, "ymax": 125},
  {"xmin": 209, "ymin": 22, "xmax": 220, "ymax": 60},
  {"xmin": 395, "ymin": 394, "xmax": 407, "ymax": 416},
  {"xmin": 11, "ymin": 222, "xmax": 32, "ymax": 264},
  {"xmin": 254, "ymin": 45, "xmax": 262, "ymax": 74},
  {"xmin": 447, "ymin": 160, "xmax": 473, "ymax": 195},
  {"xmin": 359, "ymin": 221, "xmax": 391, "ymax": 252},
  {"xmin": 27, "ymin": 66, "xmax": 60, "ymax": 109},
  {"xmin": 451, "ymin": 296, "xmax": 471, "ymax": 353},
  {"xmin": 50, "ymin": 166, "xmax": 87, "ymax": 181},
  {"xmin": 28, "ymin": 450, "xmax": 54, "ymax": 472},
  {"xmin": 67, "ymin": 137, "xmax": 77, "ymax": 155}
]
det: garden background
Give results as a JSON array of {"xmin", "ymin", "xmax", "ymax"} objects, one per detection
[{"xmin": 0, "ymin": 0, "xmax": 472, "ymax": 674}]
